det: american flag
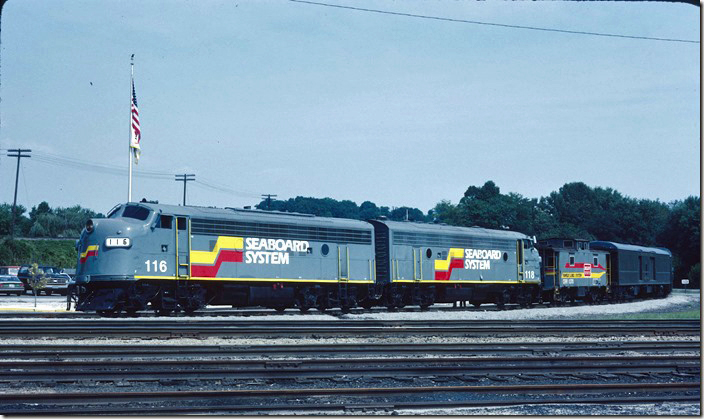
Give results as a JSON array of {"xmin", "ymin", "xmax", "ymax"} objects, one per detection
[{"xmin": 130, "ymin": 79, "xmax": 141, "ymax": 164}]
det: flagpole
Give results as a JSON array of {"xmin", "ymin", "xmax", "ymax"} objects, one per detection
[{"xmin": 128, "ymin": 54, "xmax": 134, "ymax": 203}]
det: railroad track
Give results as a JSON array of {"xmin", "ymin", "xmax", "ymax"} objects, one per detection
[
  {"xmin": 1, "ymin": 382, "xmax": 699, "ymax": 415},
  {"xmin": 0, "ymin": 319, "xmax": 699, "ymax": 338},
  {"xmin": 2, "ymin": 332, "xmax": 699, "ymax": 414},
  {"xmin": 2, "ymin": 340, "xmax": 699, "ymax": 359},
  {"xmin": 1, "ymin": 354, "xmax": 698, "ymax": 383}
]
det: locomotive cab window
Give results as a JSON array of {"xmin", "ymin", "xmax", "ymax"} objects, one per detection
[
  {"xmin": 157, "ymin": 215, "xmax": 173, "ymax": 229},
  {"xmin": 122, "ymin": 205, "xmax": 151, "ymax": 221},
  {"xmin": 177, "ymin": 217, "xmax": 187, "ymax": 230}
]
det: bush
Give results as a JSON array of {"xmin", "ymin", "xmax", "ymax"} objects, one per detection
[{"xmin": 0, "ymin": 238, "xmax": 77, "ymax": 269}]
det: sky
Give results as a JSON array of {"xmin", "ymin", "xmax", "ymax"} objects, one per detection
[{"xmin": 0, "ymin": 0, "xmax": 699, "ymax": 215}]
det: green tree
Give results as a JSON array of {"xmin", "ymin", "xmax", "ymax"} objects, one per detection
[
  {"xmin": 359, "ymin": 201, "xmax": 381, "ymax": 220},
  {"xmin": 0, "ymin": 203, "xmax": 31, "ymax": 236},
  {"xmin": 659, "ymin": 196, "xmax": 701, "ymax": 287},
  {"xmin": 451, "ymin": 181, "xmax": 538, "ymax": 233},
  {"xmin": 389, "ymin": 206, "xmax": 428, "ymax": 222},
  {"xmin": 28, "ymin": 263, "xmax": 48, "ymax": 308}
]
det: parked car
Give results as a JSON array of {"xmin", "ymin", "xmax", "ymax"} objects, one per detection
[
  {"xmin": 16, "ymin": 265, "xmax": 69, "ymax": 295},
  {"xmin": 45, "ymin": 273, "xmax": 71, "ymax": 296},
  {"xmin": 0, "ymin": 275, "xmax": 24, "ymax": 296},
  {"xmin": 0, "ymin": 266, "xmax": 20, "ymax": 276}
]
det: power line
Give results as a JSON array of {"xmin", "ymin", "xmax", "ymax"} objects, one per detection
[
  {"xmin": 289, "ymin": 0, "xmax": 699, "ymax": 44},
  {"xmin": 193, "ymin": 179, "xmax": 262, "ymax": 199},
  {"xmin": 7, "ymin": 149, "xmax": 262, "ymax": 200}
]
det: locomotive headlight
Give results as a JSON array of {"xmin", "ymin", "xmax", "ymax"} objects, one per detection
[
  {"xmin": 105, "ymin": 237, "xmax": 132, "ymax": 248},
  {"xmin": 85, "ymin": 219, "xmax": 94, "ymax": 233}
]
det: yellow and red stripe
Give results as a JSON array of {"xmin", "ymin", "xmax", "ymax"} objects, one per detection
[
  {"xmin": 79, "ymin": 245, "xmax": 99, "ymax": 263},
  {"xmin": 434, "ymin": 248, "xmax": 464, "ymax": 280},
  {"xmin": 190, "ymin": 236, "xmax": 243, "ymax": 277}
]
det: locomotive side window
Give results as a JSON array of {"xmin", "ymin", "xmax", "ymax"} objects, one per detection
[
  {"xmin": 569, "ymin": 254, "xmax": 575, "ymax": 266},
  {"xmin": 426, "ymin": 248, "xmax": 432, "ymax": 259},
  {"xmin": 177, "ymin": 217, "xmax": 187, "ymax": 230},
  {"xmin": 593, "ymin": 254, "xmax": 598, "ymax": 266},
  {"xmin": 157, "ymin": 215, "xmax": 173, "ymax": 229},
  {"xmin": 123, "ymin": 205, "xmax": 150, "ymax": 221}
]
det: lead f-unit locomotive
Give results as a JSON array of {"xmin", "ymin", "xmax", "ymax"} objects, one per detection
[{"xmin": 72, "ymin": 201, "xmax": 671, "ymax": 315}]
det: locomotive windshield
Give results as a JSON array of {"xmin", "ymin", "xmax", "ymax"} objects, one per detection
[
  {"xmin": 106, "ymin": 204, "xmax": 122, "ymax": 218},
  {"xmin": 122, "ymin": 205, "xmax": 151, "ymax": 221}
]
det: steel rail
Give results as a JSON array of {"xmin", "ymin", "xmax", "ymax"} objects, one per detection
[
  {"xmin": 1, "ymin": 355, "xmax": 698, "ymax": 383},
  {"xmin": 0, "ymin": 319, "xmax": 699, "ymax": 338},
  {"xmin": 1, "ymin": 382, "xmax": 699, "ymax": 415},
  {"xmin": 1, "ymin": 340, "xmax": 698, "ymax": 359}
]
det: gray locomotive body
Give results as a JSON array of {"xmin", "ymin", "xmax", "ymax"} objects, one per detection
[
  {"xmin": 74, "ymin": 202, "xmax": 375, "ymax": 314},
  {"xmin": 368, "ymin": 220, "xmax": 542, "ymax": 309},
  {"xmin": 73, "ymin": 201, "xmax": 673, "ymax": 315}
]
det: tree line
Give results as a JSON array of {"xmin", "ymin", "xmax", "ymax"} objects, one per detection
[{"xmin": 0, "ymin": 181, "xmax": 699, "ymax": 286}]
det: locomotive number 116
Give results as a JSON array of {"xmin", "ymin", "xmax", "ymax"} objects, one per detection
[{"xmin": 145, "ymin": 260, "xmax": 168, "ymax": 273}]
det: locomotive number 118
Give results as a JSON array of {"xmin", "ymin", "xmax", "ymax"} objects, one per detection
[{"xmin": 145, "ymin": 260, "xmax": 167, "ymax": 273}]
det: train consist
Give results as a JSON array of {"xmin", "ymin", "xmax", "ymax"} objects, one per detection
[{"xmin": 71, "ymin": 202, "xmax": 672, "ymax": 315}]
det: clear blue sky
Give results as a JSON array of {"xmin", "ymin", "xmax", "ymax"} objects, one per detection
[{"xmin": 0, "ymin": 0, "xmax": 699, "ymax": 215}]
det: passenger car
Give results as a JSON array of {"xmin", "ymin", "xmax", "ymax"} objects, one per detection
[
  {"xmin": 0, "ymin": 275, "xmax": 24, "ymax": 296},
  {"xmin": 16, "ymin": 265, "xmax": 70, "ymax": 295}
]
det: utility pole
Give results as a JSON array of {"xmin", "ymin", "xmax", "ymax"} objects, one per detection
[
  {"xmin": 7, "ymin": 149, "xmax": 31, "ymax": 237},
  {"xmin": 261, "ymin": 194, "xmax": 277, "ymax": 210},
  {"xmin": 174, "ymin": 174, "xmax": 195, "ymax": 206}
]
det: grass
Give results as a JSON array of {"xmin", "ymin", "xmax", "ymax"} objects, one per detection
[{"xmin": 604, "ymin": 309, "xmax": 701, "ymax": 320}]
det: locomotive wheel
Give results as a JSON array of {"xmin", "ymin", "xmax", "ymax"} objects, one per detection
[
  {"xmin": 495, "ymin": 289, "xmax": 510, "ymax": 310},
  {"xmin": 274, "ymin": 306, "xmax": 287, "ymax": 313},
  {"xmin": 360, "ymin": 299, "xmax": 374, "ymax": 310},
  {"xmin": 296, "ymin": 287, "xmax": 317, "ymax": 313},
  {"xmin": 384, "ymin": 286, "xmax": 404, "ymax": 311},
  {"xmin": 473, "ymin": 302, "xmax": 481, "ymax": 308},
  {"xmin": 316, "ymin": 294, "xmax": 329, "ymax": 313},
  {"xmin": 125, "ymin": 308, "xmax": 139, "ymax": 317},
  {"xmin": 97, "ymin": 309, "xmax": 118, "ymax": 317}
]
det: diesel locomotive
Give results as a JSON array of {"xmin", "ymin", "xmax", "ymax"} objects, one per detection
[{"xmin": 71, "ymin": 201, "xmax": 672, "ymax": 315}]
